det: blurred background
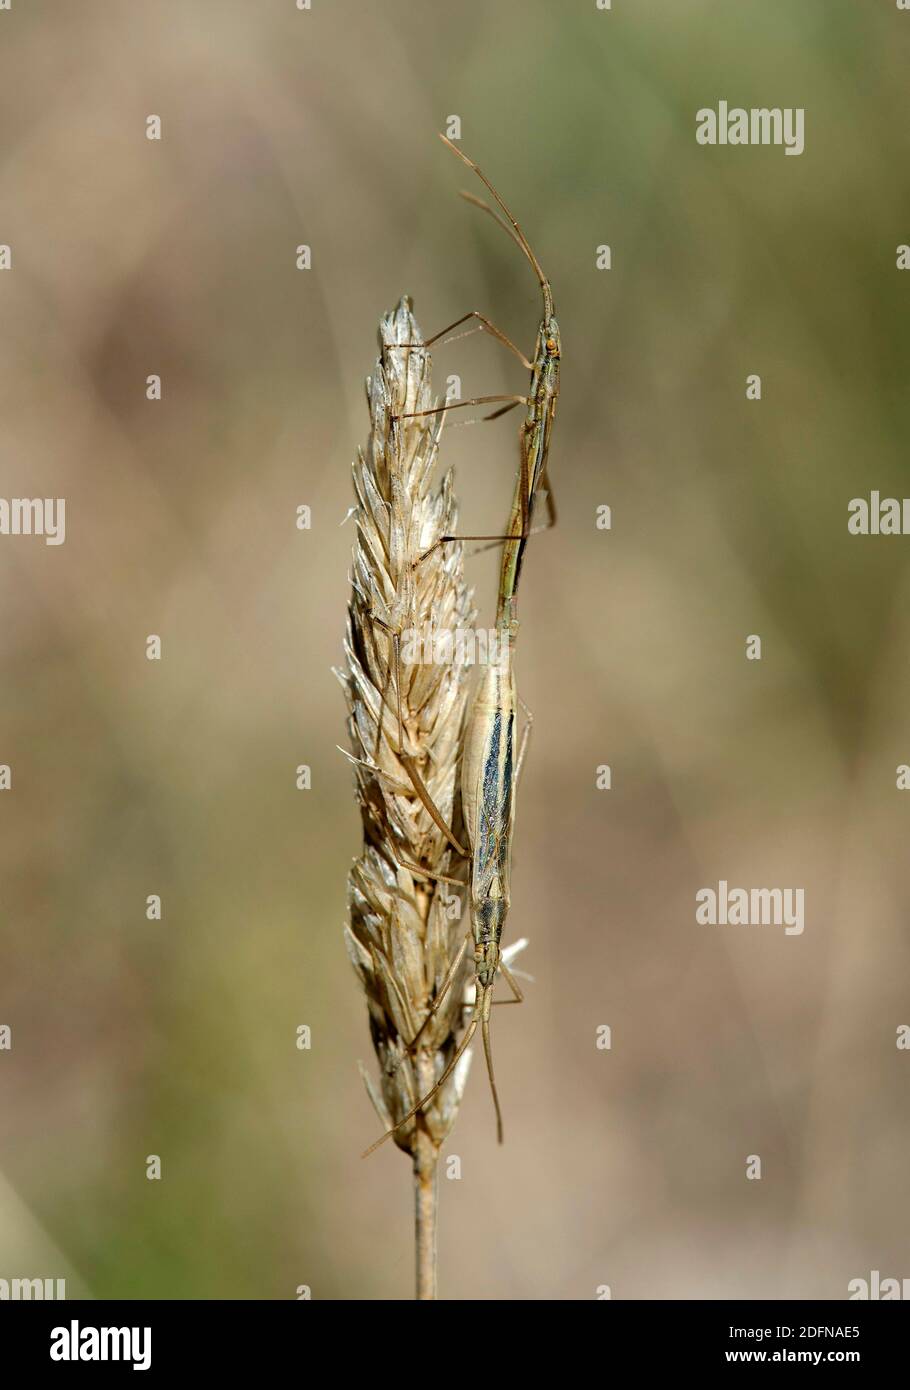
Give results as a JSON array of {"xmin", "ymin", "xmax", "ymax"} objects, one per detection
[{"xmin": 1, "ymin": 0, "xmax": 909, "ymax": 1300}]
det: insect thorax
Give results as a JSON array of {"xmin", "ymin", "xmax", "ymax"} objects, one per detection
[{"xmin": 473, "ymin": 933, "xmax": 502, "ymax": 988}]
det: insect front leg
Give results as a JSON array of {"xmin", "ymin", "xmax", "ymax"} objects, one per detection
[
  {"xmin": 396, "ymin": 393, "xmax": 529, "ymax": 426},
  {"xmin": 384, "ymin": 310, "xmax": 532, "ymax": 367},
  {"xmin": 416, "ymin": 419, "xmax": 535, "ymax": 573}
]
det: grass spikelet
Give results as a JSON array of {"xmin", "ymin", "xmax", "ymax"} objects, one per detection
[{"xmin": 338, "ymin": 296, "xmax": 474, "ymax": 1298}]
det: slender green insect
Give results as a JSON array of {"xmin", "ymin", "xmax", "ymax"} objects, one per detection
[{"xmin": 363, "ymin": 137, "xmax": 561, "ymax": 1156}]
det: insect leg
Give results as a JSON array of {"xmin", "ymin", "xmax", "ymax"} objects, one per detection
[
  {"xmin": 387, "ymin": 927, "xmax": 473, "ymax": 1077},
  {"xmin": 395, "ymin": 393, "xmax": 528, "ymax": 424},
  {"xmin": 384, "ymin": 314, "xmax": 530, "ymax": 367},
  {"xmin": 461, "ymin": 955, "xmax": 526, "ymax": 1009},
  {"xmin": 362, "ymin": 1004, "xmax": 481, "ymax": 1158},
  {"xmin": 483, "ymin": 399, "xmax": 522, "ymax": 422},
  {"xmin": 413, "ymin": 429, "xmax": 528, "ymax": 568},
  {"xmin": 423, "ymin": 312, "xmax": 532, "ymax": 368},
  {"xmin": 468, "ymin": 452, "xmax": 556, "ymax": 562},
  {"xmin": 515, "ymin": 700, "xmax": 534, "ymax": 788},
  {"xmin": 535, "ymin": 463, "xmax": 558, "ymax": 534},
  {"xmin": 498, "ymin": 957, "xmax": 525, "ymax": 1005},
  {"xmin": 399, "ymin": 752, "xmax": 470, "ymax": 859},
  {"xmin": 392, "ymin": 858, "xmax": 464, "ymax": 886}
]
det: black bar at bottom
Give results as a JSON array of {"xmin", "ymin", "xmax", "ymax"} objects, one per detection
[{"xmin": 1, "ymin": 1298, "xmax": 905, "ymax": 1375}]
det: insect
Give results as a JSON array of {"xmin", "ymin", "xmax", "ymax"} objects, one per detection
[{"xmin": 362, "ymin": 136, "xmax": 561, "ymax": 1157}]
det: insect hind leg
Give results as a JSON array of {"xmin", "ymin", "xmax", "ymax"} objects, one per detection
[
  {"xmin": 387, "ymin": 927, "xmax": 472, "ymax": 1079},
  {"xmin": 362, "ymin": 1004, "xmax": 481, "ymax": 1158}
]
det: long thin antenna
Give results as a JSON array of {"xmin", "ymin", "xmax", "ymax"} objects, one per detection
[
  {"xmin": 481, "ymin": 1010, "xmax": 504, "ymax": 1144},
  {"xmin": 459, "ymin": 190, "xmax": 529, "ymax": 264},
  {"xmin": 439, "ymin": 134, "xmax": 554, "ymax": 321}
]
